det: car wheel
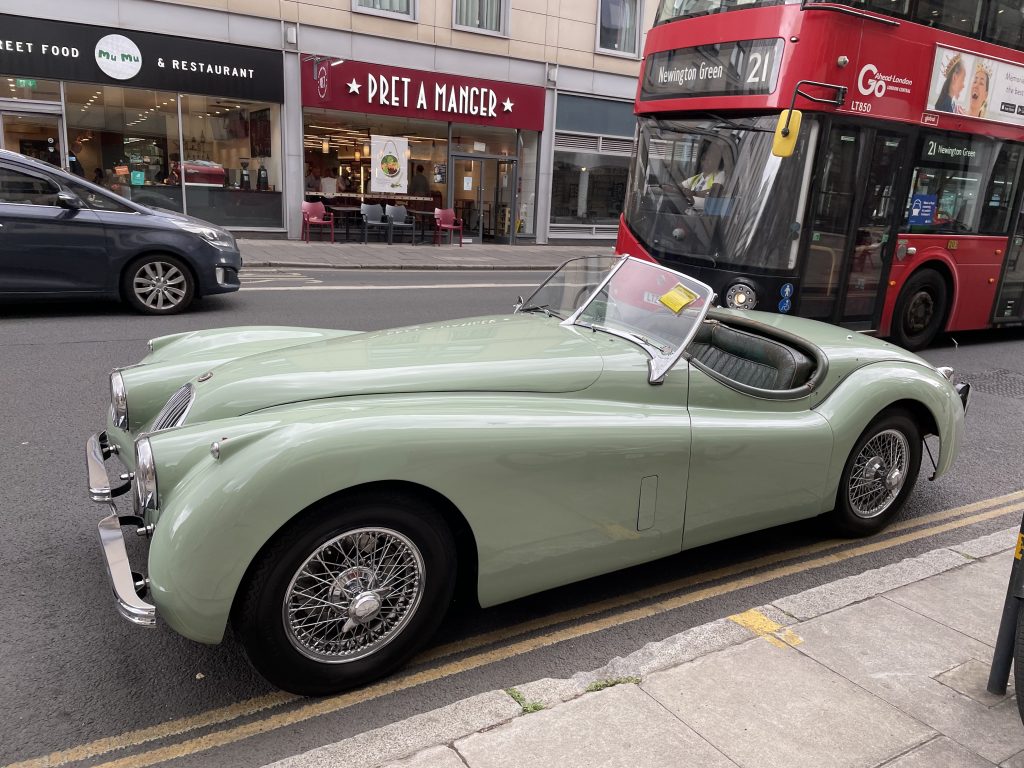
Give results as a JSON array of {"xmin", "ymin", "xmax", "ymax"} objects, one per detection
[
  {"xmin": 891, "ymin": 268, "xmax": 947, "ymax": 351},
  {"xmin": 122, "ymin": 254, "xmax": 195, "ymax": 314},
  {"xmin": 233, "ymin": 492, "xmax": 456, "ymax": 696},
  {"xmin": 831, "ymin": 410, "xmax": 922, "ymax": 537}
]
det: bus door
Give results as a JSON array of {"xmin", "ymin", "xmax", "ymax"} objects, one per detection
[
  {"xmin": 800, "ymin": 125, "xmax": 909, "ymax": 331},
  {"xmin": 994, "ymin": 209, "xmax": 1024, "ymax": 324}
]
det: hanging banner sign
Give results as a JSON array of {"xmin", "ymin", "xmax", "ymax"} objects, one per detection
[
  {"xmin": 0, "ymin": 13, "xmax": 283, "ymax": 101},
  {"xmin": 371, "ymin": 135, "xmax": 409, "ymax": 194},
  {"xmin": 305, "ymin": 59, "xmax": 545, "ymax": 132},
  {"xmin": 928, "ymin": 44, "xmax": 1024, "ymax": 126}
]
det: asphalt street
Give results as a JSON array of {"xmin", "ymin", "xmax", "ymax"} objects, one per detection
[{"xmin": 1, "ymin": 268, "xmax": 1023, "ymax": 768}]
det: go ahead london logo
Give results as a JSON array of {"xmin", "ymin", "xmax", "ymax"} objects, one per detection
[{"xmin": 94, "ymin": 34, "xmax": 142, "ymax": 80}]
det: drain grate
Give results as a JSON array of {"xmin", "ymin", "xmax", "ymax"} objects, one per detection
[{"xmin": 959, "ymin": 369, "xmax": 1024, "ymax": 399}]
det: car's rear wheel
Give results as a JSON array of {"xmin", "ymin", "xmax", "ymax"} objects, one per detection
[
  {"xmin": 233, "ymin": 492, "xmax": 456, "ymax": 696},
  {"xmin": 831, "ymin": 410, "xmax": 922, "ymax": 537},
  {"xmin": 122, "ymin": 254, "xmax": 195, "ymax": 314}
]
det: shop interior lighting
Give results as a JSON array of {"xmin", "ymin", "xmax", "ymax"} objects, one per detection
[{"xmin": 322, "ymin": 138, "xmax": 330, "ymax": 153}]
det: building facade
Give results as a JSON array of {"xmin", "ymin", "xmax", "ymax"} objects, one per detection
[{"xmin": 0, "ymin": 0, "xmax": 654, "ymax": 242}]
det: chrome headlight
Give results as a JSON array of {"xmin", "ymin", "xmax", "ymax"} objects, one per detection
[
  {"xmin": 109, "ymin": 371, "xmax": 129, "ymax": 430},
  {"xmin": 134, "ymin": 437, "xmax": 159, "ymax": 513}
]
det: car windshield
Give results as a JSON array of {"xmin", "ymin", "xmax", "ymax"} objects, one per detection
[
  {"xmin": 623, "ymin": 115, "xmax": 817, "ymax": 275},
  {"xmin": 518, "ymin": 256, "xmax": 715, "ymax": 379}
]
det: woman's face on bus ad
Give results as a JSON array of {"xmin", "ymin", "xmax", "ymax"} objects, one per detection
[{"xmin": 970, "ymin": 68, "xmax": 989, "ymax": 115}]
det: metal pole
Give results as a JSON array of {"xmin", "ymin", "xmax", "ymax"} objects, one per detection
[{"xmin": 987, "ymin": 516, "xmax": 1024, "ymax": 694}]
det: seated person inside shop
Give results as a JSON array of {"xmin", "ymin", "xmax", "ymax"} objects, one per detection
[
  {"xmin": 409, "ymin": 164, "xmax": 430, "ymax": 197},
  {"xmin": 320, "ymin": 167, "xmax": 340, "ymax": 197},
  {"xmin": 305, "ymin": 165, "xmax": 322, "ymax": 192}
]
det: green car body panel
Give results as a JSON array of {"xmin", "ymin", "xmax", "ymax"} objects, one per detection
[{"xmin": 107, "ymin": 306, "xmax": 964, "ymax": 646}]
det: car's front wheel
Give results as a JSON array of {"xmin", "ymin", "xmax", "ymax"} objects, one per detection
[
  {"xmin": 831, "ymin": 410, "xmax": 922, "ymax": 537},
  {"xmin": 122, "ymin": 254, "xmax": 196, "ymax": 314},
  {"xmin": 233, "ymin": 492, "xmax": 456, "ymax": 696}
]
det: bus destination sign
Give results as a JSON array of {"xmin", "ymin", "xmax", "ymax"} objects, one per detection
[{"xmin": 640, "ymin": 39, "xmax": 783, "ymax": 102}]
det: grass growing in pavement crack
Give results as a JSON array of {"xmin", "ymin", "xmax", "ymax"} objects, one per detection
[
  {"xmin": 505, "ymin": 687, "xmax": 545, "ymax": 714},
  {"xmin": 585, "ymin": 676, "xmax": 642, "ymax": 693}
]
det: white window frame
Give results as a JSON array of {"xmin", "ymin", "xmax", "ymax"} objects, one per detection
[
  {"xmin": 595, "ymin": 0, "xmax": 642, "ymax": 59},
  {"xmin": 353, "ymin": 0, "xmax": 418, "ymax": 23},
  {"xmin": 452, "ymin": 0, "xmax": 509, "ymax": 38}
]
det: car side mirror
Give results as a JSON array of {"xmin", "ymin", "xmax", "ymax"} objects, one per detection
[{"xmin": 57, "ymin": 191, "xmax": 84, "ymax": 210}]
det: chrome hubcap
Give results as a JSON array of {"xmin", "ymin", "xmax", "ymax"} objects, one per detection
[
  {"xmin": 848, "ymin": 429, "xmax": 910, "ymax": 519},
  {"xmin": 283, "ymin": 528, "xmax": 424, "ymax": 663},
  {"xmin": 133, "ymin": 261, "xmax": 187, "ymax": 310}
]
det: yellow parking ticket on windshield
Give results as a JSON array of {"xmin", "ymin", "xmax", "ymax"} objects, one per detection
[{"xmin": 659, "ymin": 283, "xmax": 699, "ymax": 314}]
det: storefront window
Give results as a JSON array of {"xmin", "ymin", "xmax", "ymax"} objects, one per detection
[
  {"xmin": 303, "ymin": 109, "xmax": 449, "ymax": 208},
  {"xmin": 518, "ymin": 130, "xmax": 539, "ymax": 236},
  {"xmin": 65, "ymin": 82, "xmax": 184, "ymax": 211},
  {"xmin": 551, "ymin": 151, "xmax": 630, "ymax": 225},
  {"xmin": 182, "ymin": 96, "xmax": 283, "ymax": 228},
  {"xmin": 2, "ymin": 75, "xmax": 61, "ymax": 102}
]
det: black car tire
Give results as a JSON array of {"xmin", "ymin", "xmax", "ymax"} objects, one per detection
[
  {"xmin": 233, "ymin": 491, "xmax": 456, "ymax": 696},
  {"xmin": 122, "ymin": 254, "xmax": 196, "ymax": 314},
  {"xmin": 891, "ymin": 268, "xmax": 947, "ymax": 351},
  {"xmin": 831, "ymin": 410, "xmax": 922, "ymax": 537}
]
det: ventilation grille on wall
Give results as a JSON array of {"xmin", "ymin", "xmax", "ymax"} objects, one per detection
[{"xmin": 554, "ymin": 133, "xmax": 635, "ymax": 155}]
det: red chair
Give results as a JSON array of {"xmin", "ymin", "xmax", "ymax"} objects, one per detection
[
  {"xmin": 434, "ymin": 207, "xmax": 463, "ymax": 247},
  {"xmin": 302, "ymin": 201, "xmax": 334, "ymax": 243}
]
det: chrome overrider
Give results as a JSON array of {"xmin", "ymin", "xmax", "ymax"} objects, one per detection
[{"xmin": 86, "ymin": 431, "xmax": 157, "ymax": 628}]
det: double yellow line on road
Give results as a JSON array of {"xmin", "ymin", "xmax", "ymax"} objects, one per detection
[{"xmin": 9, "ymin": 489, "xmax": 1024, "ymax": 768}]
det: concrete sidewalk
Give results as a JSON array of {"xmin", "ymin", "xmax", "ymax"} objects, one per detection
[
  {"xmin": 266, "ymin": 527, "xmax": 1024, "ymax": 768},
  {"xmin": 238, "ymin": 239, "xmax": 608, "ymax": 271}
]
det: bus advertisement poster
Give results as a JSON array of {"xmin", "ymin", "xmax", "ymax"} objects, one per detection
[{"xmin": 929, "ymin": 45, "xmax": 1009, "ymax": 125}]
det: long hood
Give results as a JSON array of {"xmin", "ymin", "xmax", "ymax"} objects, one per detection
[{"xmin": 183, "ymin": 315, "xmax": 605, "ymax": 422}]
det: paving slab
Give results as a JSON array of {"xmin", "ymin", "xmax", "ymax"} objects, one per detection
[
  {"xmin": 950, "ymin": 528, "xmax": 1018, "ymax": 560},
  {"xmin": 936, "ymin": 659, "xmax": 1016, "ymax": 707},
  {"xmin": 881, "ymin": 736, "xmax": 995, "ymax": 767},
  {"xmin": 455, "ymin": 683, "xmax": 738, "ymax": 768},
  {"xmin": 793, "ymin": 594, "xmax": 1024, "ymax": 764},
  {"xmin": 641, "ymin": 637, "xmax": 932, "ymax": 768},
  {"xmin": 886, "ymin": 549, "xmax": 1014, "ymax": 648}
]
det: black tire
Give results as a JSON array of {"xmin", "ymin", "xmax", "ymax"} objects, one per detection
[
  {"xmin": 232, "ymin": 491, "xmax": 456, "ymax": 696},
  {"xmin": 121, "ymin": 254, "xmax": 195, "ymax": 314},
  {"xmin": 891, "ymin": 268, "xmax": 948, "ymax": 351},
  {"xmin": 831, "ymin": 410, "xmax": 922, "ymax": 537}
]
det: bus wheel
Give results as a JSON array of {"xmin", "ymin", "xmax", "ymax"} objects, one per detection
[{"xmin": 891, "ymin": 268, "xmax": 947, "ymax": 351}]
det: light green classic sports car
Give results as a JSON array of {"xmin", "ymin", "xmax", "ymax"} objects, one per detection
[{"xmin": 87, "ymin": 256, "xmax": 969, "ymax": 695}]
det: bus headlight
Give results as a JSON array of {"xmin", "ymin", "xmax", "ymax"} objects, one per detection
[
  {"xmin": 134, "ymin": 437, "xmax": 159, "ymax": 513},
  {"xmin": 725, "ymin": 283, "xmax": 757, "ymax": 310}
]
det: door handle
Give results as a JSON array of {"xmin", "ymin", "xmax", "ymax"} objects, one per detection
[{"xmin": 906, "ymin": 247, "xmax": 917, "ymax": 256}]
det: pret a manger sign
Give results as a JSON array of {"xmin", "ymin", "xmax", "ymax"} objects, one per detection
[{"xmin": 305, "ymin": 59, "xmax": 546, "ymax": 132}]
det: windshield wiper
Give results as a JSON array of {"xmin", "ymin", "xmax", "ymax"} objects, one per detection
[
  {"xmin": 519, "ymin": 304, "xmax": 563, "ymax": 319},
  {"xmin": 577, "ymin": 322, "xmax": 672, "ymax": 354}
]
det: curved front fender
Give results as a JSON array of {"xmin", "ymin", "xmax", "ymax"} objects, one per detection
[{"xmin": 813, "ymin": 361, "xmax": 965, "ymax": 512}]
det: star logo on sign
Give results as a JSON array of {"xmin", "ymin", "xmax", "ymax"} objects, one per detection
[
  {"xmin": 502, "ymin": 98, "xmax": 514, "ymax": 113},
  {"xmin": 348, "ymin": 79, "xmax": 361, "ymax": 94}
]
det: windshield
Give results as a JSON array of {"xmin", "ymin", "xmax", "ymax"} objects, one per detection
[
  {"xmin": 623, "ymin": 115, "xmax": 817, "ymax": 275},
  {"xmin": 518, "ymin": 256, "xmax": 715, "ymax": 381},
  {"xmin": 656, "ymin": 0, "xmax": 797, "ymax": 25}
]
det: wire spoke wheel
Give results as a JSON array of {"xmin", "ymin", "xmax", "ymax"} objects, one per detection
[
  {"xmin": 282, "ymin": 527, "xmax": 425, "ymax": 663},
  {"xmin": 847, "ymin": 428, "xmax": 910, "ymax": 519}
]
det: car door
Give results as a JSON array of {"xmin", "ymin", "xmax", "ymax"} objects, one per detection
[
  {"xmin": 0, "ymin": 162, "xmax": 110, "ymax": 294},
  {"xmin": 682, "ymin": 362, "xmax": 835, "ymax": 550}
]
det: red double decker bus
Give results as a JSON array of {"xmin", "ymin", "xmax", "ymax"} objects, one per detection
[{"xmin": 616, "ymin": 0, "xmax": 1024, "ymax": 349}]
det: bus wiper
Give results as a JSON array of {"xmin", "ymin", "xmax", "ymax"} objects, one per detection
[
  {"xmin": 678, "ymin": 250, "xmax": 718, "ymax": 267},
  {"xmin": 705, "ymin": 112, "xmax": 772, "ymax": 133}
]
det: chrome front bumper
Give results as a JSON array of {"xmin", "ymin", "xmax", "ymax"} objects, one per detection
[{"xmin": 86, "ymin": 432, "xmax": 157, "ymax": 628}]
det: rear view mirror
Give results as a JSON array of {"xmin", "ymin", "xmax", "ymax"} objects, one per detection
[
  {"xmin": 772, "ymin": 110, "xmax": 802, "ymax": 158},
  {"xmin": 57, "ymin": 191, "xmax": 84, "ymax": 210}
]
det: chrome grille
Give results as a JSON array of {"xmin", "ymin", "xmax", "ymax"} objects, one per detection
[{"xmin": 152, "ymin": 383, "xmax": 194, "ymax": 431}]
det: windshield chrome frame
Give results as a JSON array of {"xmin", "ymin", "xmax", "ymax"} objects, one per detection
[{"xmin": 561, "ymin": 256, "xmax": 715, "ymax": 385}]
